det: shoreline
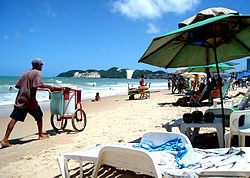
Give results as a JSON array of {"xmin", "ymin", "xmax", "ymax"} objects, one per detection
[
  {"xmin": 0, "ymin": 88, "xmax": 247, "ymax": 177},
  {"xmin": 0, "ymin": 88, "xmax": 165, "ymax": 119}
]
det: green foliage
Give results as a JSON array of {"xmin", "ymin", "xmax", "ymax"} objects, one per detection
[
  {"xmin": 99, "ymin": 67, "xmax": 127, "ymax": 78},
  {"xmin": 57, "ymin": 67, "xmax": 171, "ymax": 79},
  {"xmin": 132, "ymin": 70, "xmax": 170, "ymax": 79}
]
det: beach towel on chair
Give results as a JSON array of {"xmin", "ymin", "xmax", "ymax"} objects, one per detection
[{"xmin": 133, "ymin": 137, "xmax": 199, "ymax": 168}]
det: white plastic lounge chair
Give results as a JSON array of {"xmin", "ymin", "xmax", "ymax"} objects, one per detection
[
  {"xmin": 92, "ymin": 147, "xmax": 250, "ymax": 178},
  {"xmin": 58, "ymin": 132, "xmax": 250, "ymax": 177},
  {"xmin": 91, "ymin": 146, "xmax": 162, "ymax": 178},
  {"xmin": 224, "ymin": 110, "xmax": 250, "ymax": 147},
  {"xmin": 57, "ymin": 131, "xmax": 192, "ymax": 178},
  {"xmin": 92, "ymin": 132, "xmax": 193, "ymax": 177}
]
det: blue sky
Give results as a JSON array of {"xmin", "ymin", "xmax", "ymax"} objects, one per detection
[{"xmin": 0, "ymin": 0, "xmax": 249, "ymax": 77}]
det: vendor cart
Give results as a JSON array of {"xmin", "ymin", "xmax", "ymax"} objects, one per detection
[
  {"xmin": 48, "ymin": 87, "xmax": 87, "ymax": 132},
  {"xmin": 128, "ymin": 84, "xmax": 150, "ymax": 100}
]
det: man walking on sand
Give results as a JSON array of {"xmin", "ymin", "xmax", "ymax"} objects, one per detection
[{"xmin": 1, "ymin": 58, "xmax": 55, "ymax": 148}]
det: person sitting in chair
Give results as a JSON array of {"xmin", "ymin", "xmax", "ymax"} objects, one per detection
[
  {"xmin": 139, "ymin": 74, "xmax": 145, "ymax": 86},
  {"xmin": 172, "ymin": 83, "xmax": 207, "ymax": 106}
]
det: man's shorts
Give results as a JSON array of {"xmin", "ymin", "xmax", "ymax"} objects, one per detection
[{"xmin": 10, "ymin": 106, "xmax": 43, "ymax": 122}]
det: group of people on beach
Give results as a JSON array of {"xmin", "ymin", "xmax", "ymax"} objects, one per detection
[{"xmin": 171, "ymin": 76, "xmax": 220, "ymax": 106}]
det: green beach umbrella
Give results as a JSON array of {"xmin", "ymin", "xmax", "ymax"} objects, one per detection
[
  {"xmin": 139, "ymin": 11, "xmax": 250, "ymax": 144},
  {"xmin": 138, "ymin": 14, "xmax": 250, "ymax": 68},
  {"xmin": 183, "ymin": 63, "xmax": 234, "ymax": 73}
]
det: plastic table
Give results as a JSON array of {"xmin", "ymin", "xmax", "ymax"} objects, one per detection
[{"xmin": 180, "ymin": 117, "xmax": 224, "ymax": 148}]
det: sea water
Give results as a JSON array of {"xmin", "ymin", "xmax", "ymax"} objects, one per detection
[{"xmin": 0, "ymin": 76, "xmax": 169, "ymax": 118}]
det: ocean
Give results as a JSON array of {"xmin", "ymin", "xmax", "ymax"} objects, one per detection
[{"xmin": 0, "ymin": 76, "xmax": 169, "ymax": 118}]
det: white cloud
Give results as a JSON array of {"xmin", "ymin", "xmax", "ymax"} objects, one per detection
[
  {"xmin": 43, "ymin": 2, "xmax": 56, "ymax": 18},
  {"xmin": 112, "ymin": 0, "xmax": 200, "ymax": 19},
  {"xmin": 30, "ymin": 26, "xmax": 37, "ymax": 33},
  {"xmin": 146, "ymin": 23, "xmax": 160, "ymax": 34},
  {"xmin": 15, "ymin": 32, "xmax": 22, "ymax": 39},
  {"xmin": 3, "ymin": 35, "xmax": 8, "ymax": 40}
]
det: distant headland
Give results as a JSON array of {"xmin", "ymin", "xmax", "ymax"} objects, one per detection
[{"xmin": 57, "ymin": 67, "xmax": 172, "ymax": 79}]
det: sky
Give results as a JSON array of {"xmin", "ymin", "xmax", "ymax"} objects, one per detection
[{"xmin": 0, "ymin": 0, "xmax": 249, "ymax": 77}]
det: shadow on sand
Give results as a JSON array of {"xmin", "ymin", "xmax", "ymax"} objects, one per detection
[{"xmin": 1, "ymin": 128, "xmax": 76, "ymax": 149}]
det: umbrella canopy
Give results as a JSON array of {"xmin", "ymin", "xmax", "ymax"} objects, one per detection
[
  {"xmin": 237, "ymin": 71, "xmax": 250, "ymax": 78},
  {"xmin": 224, "ymin": 62, "xmax": 239, "ymax": 66},
  {"xmin": 179, "ymin": 7, "xmax": 240, "ymax": 28},
  {"xmin": 138, "ymin": 14, "xmax": 250, "ymax": 68},
  {"xmin": 183, "ymin": 63, "xmax": 234, "ymax": 73}
]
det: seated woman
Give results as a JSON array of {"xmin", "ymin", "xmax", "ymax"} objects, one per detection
[
  {"xmin": 172, "ymin": 83, "xmax": 207, "ymax": 106},
  {"xmin": 139, "ymin": 74, "xmax": 145, "ymax": 86},
  {"xmin": 207, "ymin": 77, "xmax": 223, "ymax": 102}
]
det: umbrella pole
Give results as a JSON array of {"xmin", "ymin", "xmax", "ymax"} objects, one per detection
[{"xmin": 213, "ymin": 47, "xmax": 225, "ymax": 146}]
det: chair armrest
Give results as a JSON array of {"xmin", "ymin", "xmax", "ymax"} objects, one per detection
[{"xmin": 205, "ymin": 108, "xmax": 234, "ymax": 116}]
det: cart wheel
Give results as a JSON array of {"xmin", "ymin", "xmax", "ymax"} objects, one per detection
[
  {"xmin": 72, "ymin": 109, "xmax": 87, "ymax": 132},
  {"xmin": 50, "ymin": 114, "xmax": 67, "ymax": 132}
]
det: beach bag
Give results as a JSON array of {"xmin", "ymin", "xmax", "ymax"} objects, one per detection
[{"xmin": 49, "ymin": 89, "xmax": 64, "ymax": 116}]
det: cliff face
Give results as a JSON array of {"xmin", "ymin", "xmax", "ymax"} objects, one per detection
[
  {"xmin": 73, "ymin": 71, "xmax": 101, "ymax": 78},
  {"xmin": 126, "ymin": 70, "xmax": 134, "ymax": 79}
]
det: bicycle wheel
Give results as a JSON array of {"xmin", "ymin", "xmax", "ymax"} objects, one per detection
[
  {"xmin": 72, "ymin": 109, "xmax": 87, "ymax": 132},
  {"xmin": 50, "ymin": 114, "xmax": 67, "ymax": 132}
]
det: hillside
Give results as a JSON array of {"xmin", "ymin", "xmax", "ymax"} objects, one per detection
[{"xmin": 57, "ymin": 67, "xmax": 172, "ymax": 79}]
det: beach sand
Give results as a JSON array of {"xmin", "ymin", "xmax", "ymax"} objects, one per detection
[{"xmin": 0, "ymin": 88, "xmax": 247, "ymax": 177}]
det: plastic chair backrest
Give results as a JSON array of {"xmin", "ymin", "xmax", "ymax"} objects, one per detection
[
  {"xmin": 198, "ymin": 85, "xmax": 208, "ymax": 102},
  {"xmin": 230, "ymin": 110, "xmax": 250, "ymax": 133},
  {"xmin": 141, "ymin": 131, "xmax": 192, "ymax": 148},
  {"xmin": 243, "ymin": 114, "xmax": 250, "ymax": 128},
  {"xmin": 92, "ymin": 146, "xmax": 161, "ymax": 178}
]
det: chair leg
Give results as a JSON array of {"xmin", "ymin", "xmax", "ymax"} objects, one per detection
[
  {"xmin": 240, "ymin": 135, "xmax": 245, "ymax": 147},
  {"xmin": 79, "ymin": 161, "xmax": 83, "ymax": 178},
  {"xmin": 224, "ymin": 133, "xmax": 230, "ymax": 148},
  {"xmin": 162, "ymin": 119, "xmax": 182, "ymax": 132},
  {"xmin": 91, "ymin": 158, "xmax": 103, "ymax": 178},
  {"xmin": 190, "ymin": 128, "xmax": 199, "ymax": 143}
]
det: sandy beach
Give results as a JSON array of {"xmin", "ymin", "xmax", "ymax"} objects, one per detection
[{"xmin": 0, "ymin": 88, "xmax": 247, "ymax": 177}]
